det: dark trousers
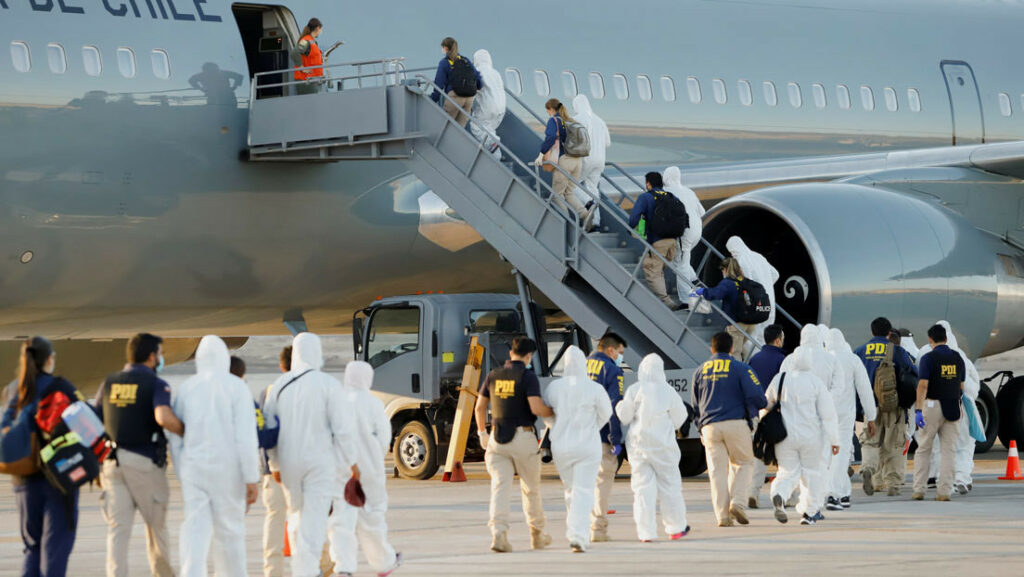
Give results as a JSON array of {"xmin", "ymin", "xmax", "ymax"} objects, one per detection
[{"xmin": 14, "ymin": 476, "xmax": 78, "ymax": 577}]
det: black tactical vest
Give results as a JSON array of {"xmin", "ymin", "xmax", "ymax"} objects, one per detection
[
  {"xmin": 101, "ymin": 368, "xmax": 165, "ymax": 451},
  {"xmin": 488, "ymin": 364, "xmax": 534, "ymax": 444},
  {"xmin": 925, "ymin": 347, "xmax": 964, "ymax": 421}
]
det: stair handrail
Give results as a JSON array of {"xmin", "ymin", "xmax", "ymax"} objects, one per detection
[
  {"xmin": 408, "ymin": 75, "xmax": 763, "ymax": 356},
  {"xmin": 249, "ymin": 57, "xmax": 407, "ymax": 99}
]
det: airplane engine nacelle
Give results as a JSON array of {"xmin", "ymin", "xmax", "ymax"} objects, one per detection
[{"xmin": 700, "ymin": 182, "xmax": 1024, "ymax": 357}]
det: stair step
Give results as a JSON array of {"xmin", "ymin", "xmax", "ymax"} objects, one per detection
[
  {"xmin": 590, "ymin": 232, "xmax": 623, "ymax": 249},
  {"xmin": 605, "ymin": 248, "xmax": 639, "ymax": 265}
]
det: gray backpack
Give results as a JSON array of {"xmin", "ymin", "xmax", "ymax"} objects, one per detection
[{"xmin": 562, "ymin": 120, "xmax": 591, "ymax": 157}]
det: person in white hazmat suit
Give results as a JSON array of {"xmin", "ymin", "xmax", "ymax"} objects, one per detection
[
  {"xmin": 263, "ymin": 333, "xmax": 355, "ymax": 577},
  {"xmin": 541, "ymin": 346, "xmax": 613, "ymax": 553},
  {"xmin": 916, "ymin": 321, "xmax": 980, "ymax": 495},
  {"xmin": 764, "ymin": 347, "xmax": 840, "ymax": 525},
  {"xmin": 616, "ymin": 354, "xmax": 691, "ymax": 542},
  {"xmin": 168, "ymin": 335, "xmax": 261, "ymax": 577},
  {"xmin": 328, "ymin": 361, "xmax": 401, "ymax": 576},
  {"xmin": 571, "ymin": 94, "xmax": 611, "ymax": 229},
  {"xmin": 725, "ymin": 236, "xmax": 778, "ymax": 348},
  {"xmin": 469, "ymin": 49, "xmax": 505, "ymax": 160},
  {"xmin": 823, "ymin": 329, "xmax": 877, "ymax": 510},
  {"xmin": 665, "ymin": 166, "xmax": 705, "ymax": 297}
]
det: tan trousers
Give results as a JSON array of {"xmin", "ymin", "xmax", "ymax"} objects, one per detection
[
  {"xmin": 100, "ymin": 449, "xmax": 175, "ymax": 577},
  {"xmin": 485, "ymin": 428, "xmax": 546, "ymax": 535},
  {"xmin": 726, "ymin": 324, "xmax": 757, "ymax": 362},
  {"xmin": 913, "ymin": 402, "xmax": 960, "ymax": 497},
  {"xmin": 643, "ymin": 239, "xmax": 679, "ymax": 306},
  {"xmin": 859, "ymin": 409, "xmax": 906, "ymax": 490},
  {"xmin": 552, "ymin": 154, "xmax": 585, "ymax": 218},
  {"xmin": 591, "ymin": 444, "xmax": 618, "ymax": 534},
  {"xmin": 262, "ymin": 475, "xmax": 287, "ymax": 577},
  {"xmin": 700, "ymin": 419, "xmax": 755, "ymax": 524},
  {"xmin": 443, "ymin": 91, "xmax": 475, "ymax": 127}
]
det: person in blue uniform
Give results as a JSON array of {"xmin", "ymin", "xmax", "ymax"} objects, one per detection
[{"xmin": 586, "ymin": 332, "xmax": 627, "ymax": 542}]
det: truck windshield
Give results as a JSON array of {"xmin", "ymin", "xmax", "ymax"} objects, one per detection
[
  {"xmin": 469, "ymin": 310, "xmax": 521, "ymax": 333},
  {"xmin": 366, "ymin": 307, "xmax": 421, "ymax": 369}
]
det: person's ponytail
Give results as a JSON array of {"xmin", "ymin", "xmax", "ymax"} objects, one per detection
[
  {"xmin": 545, "ymin": 98, "xmax": 575, "ymax": 126},
  {"xmin": 16, "ymin": 336, "xmax": 53, "ymax": 412}
]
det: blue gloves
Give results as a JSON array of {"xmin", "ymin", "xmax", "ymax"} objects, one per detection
[
  {"xmin": 611, "ymin": 444, "xmax": 623, "ymax": 456},
  {"xmin": 695, "ymin": 287, "xmax": 706, "ymax": 296},
  {"xmin": 915, "ymin": 410, "xmax": 925, "ymax": 429}
]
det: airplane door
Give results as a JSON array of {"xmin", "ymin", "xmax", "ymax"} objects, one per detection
[{"xmin": 941, "ymin": 61, "xmax": 985, "ymax": 145}]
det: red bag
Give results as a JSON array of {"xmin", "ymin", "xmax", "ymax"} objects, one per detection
[{"xmin": 344, "ymin": 477, "xmax": 366, "ymax": 508}]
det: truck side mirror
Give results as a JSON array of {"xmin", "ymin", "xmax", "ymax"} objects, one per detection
[{"xmin": 353, "ymin": 317, "xmax": 364, "ymax": 357}]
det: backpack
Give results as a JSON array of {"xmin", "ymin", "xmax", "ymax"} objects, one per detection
[
  {"xmin": 753, "ymin": 374, "xmax": 788, "ymax": 465},
  {"xmin": 647, "ymin": 191, "xmax": 689, "ymax": 239},
  {"xmin": 36, "ymin": 388, "xmax": 107, "ymax": 495},
  {"xmin": 0, "ymin": 400, "xmax": 41, "ymax": 476},
  {"xmin": 873, "ymin": 345, "xmax": 900, "ymax": 413},
  {"xmin": 562, "ymin": 120, "xmax": 591, "ymax": 157},
  {"xmin": 450, "ymin": 57, "xmax": 478, "ymax": 97},
  {"xmin": 733, "ymin": 277, "xmax": 771, "ymax": 324}
]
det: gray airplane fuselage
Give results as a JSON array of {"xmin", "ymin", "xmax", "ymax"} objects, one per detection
[{"xmin": 2, "ymin": 0, "xmax": 1024, "ymax": 350}]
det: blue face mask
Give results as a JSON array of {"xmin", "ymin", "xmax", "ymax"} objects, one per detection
[
  {"xmin": 616, "ymin": 354, "xmax": 624, "ymax": 366},
  {"xmin": 156, "ymin": 355, "xmax": 165, "ymax": 373}
]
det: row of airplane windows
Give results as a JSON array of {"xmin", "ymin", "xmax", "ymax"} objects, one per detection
[
  {"xmin": 507, "ymin": 67, "xmax": 1024, "ymax": 118},
  {"xmin": 9, "ymin": 41, "xmax": 171, "ymax": 80}
]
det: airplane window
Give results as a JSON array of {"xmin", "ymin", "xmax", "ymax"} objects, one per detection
[
  {"xmin": 737, "ymin": 80, "xmax": 752, "ymax": 106},
  {"xmin": 533, "ymin": 69, "xmax": 550, "ymax": 97},
  {"xmin": 10, "ymin": 41, "xmax": 31, "ymax": 73},
  {"xmin": 151, "ymin": 49, "xmax": 170, "ymax": 79},
  {"xmin": 687, "ymin": 77, "xmax": 701, "ymax": 104},
  {"xmin": 504, "ymin": 68, "xmax": 522, "ymax": 95},
  {"xmin": 907, "ymin": 88, "xmax": 921, "ymax": 112},
  {"xmin": 660, "ymin": 76, "xmax": 676, "ymax": 102},
  {"xmin": 612, "ymin": 74, "xmax": 629, "ymax": 100},
  {"xmin": 884, "ymin": 87, "xmax": 898, "ymax": 111},
  {"xmin": 836, "ymin": 84, "xmax": 851, "ymax": 109},
  {"xmin": 712, "ymin": 78, "xmax": 727, "ymax": 104},
  {"xmin": 47, "ymin": 43, "xmax": 67, "ymax": 74},
  {"xmin": 637, "ymin": 75, "xmax": 653, "ymax": 102},
  {"xmin": 82, "ymin": 46, "xmax": 102, "ymax": 77},
  {"xmin": 860, "ymin": 86, "xmax": 875, "ymax": 111},
  {"xmin": 117, "ymin": 47, "xmax": 136, "ymax": 79},
  {"xmin": 561, "ymin": 71, "xmax": 578, "ymax": 98},
  {"xmin": 812, "ymin": 83, "xmax": 827, "ymax": 109},
  {"xmin": 999, "ymin": 92, "xmax": 1012, "ymax": 117},
  {"xmin": 787, "ymin": 82, "xmax": 802, "ymax": 108},
  {"xmin": 589, "ymin": 72, "xmax": 605, "ymax": 100},
  {"xmin": 762, "ymin": 81, "xmax": 777, "ymax": 106}
]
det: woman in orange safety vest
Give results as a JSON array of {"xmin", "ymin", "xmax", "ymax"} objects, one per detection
[{"xmin": 295, "ymin": 18, "xmax": 324, "ymax": 90}]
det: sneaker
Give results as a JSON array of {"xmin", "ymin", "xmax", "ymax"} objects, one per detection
[
  {"xmin": 812, "ymin": 511, "xmax": 825, "ymax": 522},
  {"xmin": 955, "ymin": 483, "xmax": 968, "ymax": 496},
  {"xmin": 862, "ymin": 469, "xmax": 874, "ymax": 496},
  {"xmin": 570, "ymin": 542, "xmax": 585, "ymax": 553},
  {"xmin": 729, "ymin": 505, "xmax": 749, "ymax": 525},
  {"xmin": 967, "ymin": 483, "xmax": 973, "ymax": 492},
  {"xmin": 912, "ymin": 492, "xmax": 924, "ymax": 501},
  {"xmin": 887, "ymin": 486, "xmax": 900, "ymax": 497},
  {"xmin": 590, "ymin": 530, "xmax": 610, "ymax": 543},
  {"xmin": 490, "ymin": 532, "xmax": 512, "ymax": 553},
  {"xmin": 376, "ymin": 552, "xmax": 403, "ymax": 577},
  {"xmin": 529, "ymin": 528, "xmax": 552, "ymax": 550},
  {"xmin": 582, "ymin": 204, "xmax": 598, "ymax": 232},
  {"xmin": 826, "ymin": 497, "xmax": 843, "ymax": 511},
  {"xmin": 669, "ymin": 526, "xmax": 691, "ymax": 540},
  {"xmin": 772, "ymin": 494, "xmax": 788, "ymax": 524},
  {"xmin": 748, "ymin": 496, "xmax": 759, "ymax": 509},
  {"xmin": 840, "ymin": 496, "xmax": 852, "ymax": 509},
  {"xmin": 800, "ymin": 513, "xmax": 816, "ymax": 525},
  {"xmin": 927, "ymin": 477, "xmax": 937, "ymax": 489},
  {"xmin": 936, "ymin": 494, "xmax": 951, "ymax": 502}
]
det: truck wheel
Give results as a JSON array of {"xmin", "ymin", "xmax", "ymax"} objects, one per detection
[
  {"xmin": 394, "ymin": 420, "xmax": 439, "ymax": 480},
  {"xmin": 974, "ymin": 384, "xmax": 999, "ymax": 453},
  {"xmin": 677, "ymin": 443, "xmax": 708, "ymax": 477},
  {"xmin": 996, "ymin": 377, "xmax": 1024, "ymax": 450}
]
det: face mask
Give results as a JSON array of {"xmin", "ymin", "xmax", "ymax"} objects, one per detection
[
  {"xmin": 156, "ymin": 355, "xmax": 165, "ymax": 373},
  {"xmin": 616, "ymin": 354, "xmax": 624, "ymax": 366}
]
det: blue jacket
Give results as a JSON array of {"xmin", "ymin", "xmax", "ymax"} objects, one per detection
[
  {"xmin": 854, "ymin": 337, "xmax": 917, "ymax": 385},
  {"xmin": 748, "ymin": 345, "xmax": 787, "ymax": 392},
  {"xmin": 628, "ymin": 189, "xmax": 673, "ymax": 244},
  {"xmin": 541, "ymin": 116, "xmax": 566, "ymax": 155},
  {"xmin": 431, "ymin": 55, "xmax": 483, "ymax": 103},
  {"xmin": 691, "ymin": 353, "xmax": 767, "ymax": 429},
  {"xmin": 586, "ymin": 352, "xmax": 624, "ymax": 446},
  {"xmin": 704, "ymin": 277, "xmax": 741, "ymax": 318},
  {"xmin": 256, "ymin": 385, "xmax": 280, "ymax": 475}
]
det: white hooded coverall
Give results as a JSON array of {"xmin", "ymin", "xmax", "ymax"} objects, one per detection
[
  {"xmin": 328, "ymin": 361, "xmax": 398, "ymax": 574},
  {"xmin": 666, "ymin": 166, "xmax": 705, "ymax": 295},
  {"xmin": 616, "ymin": 354, "xmax": 689, "ymax": 541},
  {"xmin": 571, "ymin": 94, "xmax": 611, "ymax": 227},
  {"xmin": 917, "ymin": 321, "xmax": 980, "ymax": 486},
  {"xmin": 726, "ymin": 236, "xmax": 779, "ymax": 347},
  {"xmin": 263, "ymin": 333, "xmax": 354, "ymax": 577},
  {"xmin": 766, "ymin": 348, "xmax": 840, "ymax": 517},
  {"xmin": 169, "ymin": 336, "xmax": 260, "ymax": 577},
  {"xmin": 542, "ymin": 347, "xmax": 613, "ymax": 550},
  {"xmin": 824, "ymin": 329, "xmax": 878, "ymax": 500},
  {"xmin": 470, "ymin": 49, "xmax": 505, "ymax": 159}
]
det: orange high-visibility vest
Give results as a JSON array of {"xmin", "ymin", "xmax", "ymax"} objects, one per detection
[{"xmin": 294, "ymin": 34, "xmax": 323, "ymax": 80}]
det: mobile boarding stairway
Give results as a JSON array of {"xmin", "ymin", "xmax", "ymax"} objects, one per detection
[{"xmin": 245, "ymin": 58, "xmax": 798, "ymax": 370}]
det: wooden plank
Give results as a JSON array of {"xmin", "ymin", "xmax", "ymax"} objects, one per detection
[{"xmin": 441, "ymin": 336, "xmax": 485, "ymax": 482}]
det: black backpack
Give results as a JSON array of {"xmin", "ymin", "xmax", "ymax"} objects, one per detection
[
  {"xmin": 450, "ymin": 57, "xmax": 478, "ymax": 97},
  {"xmin": 733, "ymin": 277, "xmax": 771, "ymax": 324},
  {"xmin": 648, "ymin": 191, "xmax": 689, "ymax": 239},
  {"xmin": 753, "ymin": 374, "xmax": 788, "ymax": 465}
]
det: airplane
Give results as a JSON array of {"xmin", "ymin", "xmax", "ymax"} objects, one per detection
[{"xmin": 2, "ymin": 0, "xmax": 1023, "ymax": 445}]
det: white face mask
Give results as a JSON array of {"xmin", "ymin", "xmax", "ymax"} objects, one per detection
[{"xmin": 45, "ymin": 358, "xmax": 56, "ymax": 374}]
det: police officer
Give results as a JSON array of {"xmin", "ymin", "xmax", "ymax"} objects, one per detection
[
  {"xmin": 746, "ymin": 324, "xmax": 788, "ymax": 508},
  {"xmin": 691, "ymin": 332, "xmax": 767, "ymax": 527},
  {"xmin": 911, "ymin": 324, "xmax": 965, "ymax": 501},
  {"xmin": 586, "ymin": 332, "xmax": 626, "ymax": 542},
  {"xmin": 94, "ymin": 333, "xmax": 184, "ymax": 577},
  {"xmin": 474, "ymin": 337, "xmax": 554, "ymax": 553}
]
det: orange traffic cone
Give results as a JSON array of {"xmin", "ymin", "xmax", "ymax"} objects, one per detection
[
  {"xmin": 442, "ymin": 462, "xmax": 467, "ymax": 482},
  {"xmin": 998, "ymin": 440, "xmax": 1024, "ymax": 480},
  {"xmin": 283, "ymin": 521, "xmax": 291, "ymax": 557}
]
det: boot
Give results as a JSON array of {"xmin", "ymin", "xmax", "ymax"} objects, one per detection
[
  {"xmin": 490, "ymin": 532, "xmax": 512, "ymax": 553},
  {"xmin": 530, "ymin": 528, "xmax": 552, "ymax": 550},
  {"xmin": 590, "ymin": 529, "xmax": 610, "ymax": 543}
]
